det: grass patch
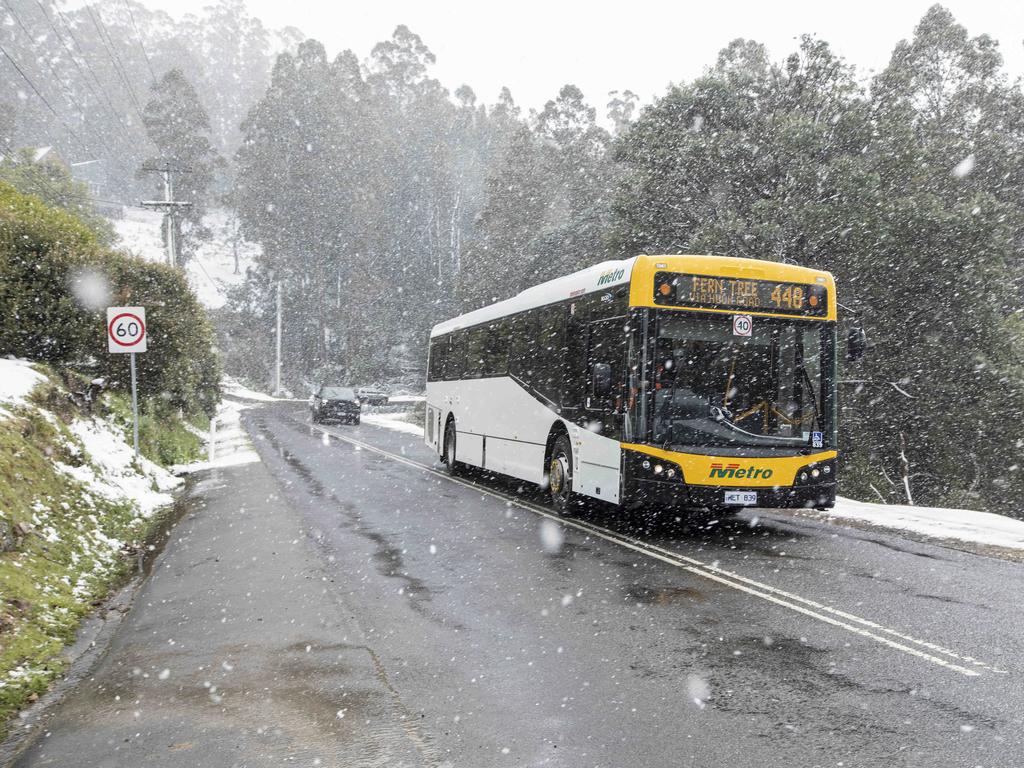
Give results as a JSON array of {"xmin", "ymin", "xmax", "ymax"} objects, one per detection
[{"xmin": 102, "ymin": 394, "xmax": 204, "ymax": 467}]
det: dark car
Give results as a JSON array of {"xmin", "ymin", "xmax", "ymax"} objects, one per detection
[
  {"xmin": 311, "ymin": 386, "xmax": 361, "ymax": 424},
  {"xmin": 355, "ymin": 387, "xmax": 389, "ymax": 406}
]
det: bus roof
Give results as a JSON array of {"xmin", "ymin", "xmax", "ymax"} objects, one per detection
[
  {"xmin": 431, "ymin": 254, "xmax": 835, "ymax": 336},
  {"xmin": 431, "ymin": 256, "xmax": 637, "ymax": 336}
]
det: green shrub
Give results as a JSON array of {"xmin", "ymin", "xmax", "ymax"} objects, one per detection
[{"xmin": 0, "ymin": 181, "xmax": 220, "ymax": 416}]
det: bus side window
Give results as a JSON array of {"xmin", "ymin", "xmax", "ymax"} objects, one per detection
[
  {"xmin": 466, "ymin": 327, "xmax": 488, "ymax": 379},
  {"xmin": 509, "ymin": 313, "xmax": 537, "ymax": 383},
  {"xmin": 428, "ymin": 337, "xmax": 446, "ymax": 382},
  {"xmin": 449, "ymin": 330, "xmax": 468, "ymax": 380},
  {"xmin": 535, "ymin": 306, "xmax": 565, "ymax": 405},
  {"xmin": 562, "ymin": 313, "xmax": 587, "ymax": 411},
  {"xmin": 483, "ymin": 321, "xmax": 508, "ymax": 377}
]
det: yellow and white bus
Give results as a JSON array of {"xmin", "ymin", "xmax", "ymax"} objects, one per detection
[{"xmin": 425, "ymin": 254, "xmax": 840, "ymax": 514}]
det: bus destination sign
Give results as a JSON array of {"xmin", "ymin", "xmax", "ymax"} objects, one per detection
[{"xmin": 653, "ymin": 271, "xmax": 828, "ymax": 317}]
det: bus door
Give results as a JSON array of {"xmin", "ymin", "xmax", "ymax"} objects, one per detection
[{"xmin": 576, "ymin": 318, "xmax": 627, "ymax": 502}]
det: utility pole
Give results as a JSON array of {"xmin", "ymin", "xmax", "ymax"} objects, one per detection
[
  {"xmin": 140, "ymin": 162, "xmax": 192, "ymax": 267},
  {"xmin": 275, "ymin": 279, "xmax": 283, "ymax": 396}
]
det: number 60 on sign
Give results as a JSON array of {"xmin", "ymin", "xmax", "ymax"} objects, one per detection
[{"xmin": 107, "ymin": 306, "xmax": 147, "ymax": 353}]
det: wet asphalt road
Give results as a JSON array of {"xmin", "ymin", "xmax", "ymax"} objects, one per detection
[{"xmin": 15, "ymin": 401, "xmax": 1024, "ymax": 767}]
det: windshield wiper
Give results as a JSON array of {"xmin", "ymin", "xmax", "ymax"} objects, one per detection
[{"xmin": 799, "ymin": 364, "xmax": 822, "ymax": 433}]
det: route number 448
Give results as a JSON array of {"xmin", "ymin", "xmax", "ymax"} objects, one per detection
[{"xmin": 770, "ymin": 284, "xmax": 805, "ymax": 310}]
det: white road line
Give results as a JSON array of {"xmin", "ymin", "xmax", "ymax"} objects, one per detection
[{"xmin": 307, "ymin": 420, "xmax": 1001, "ymax": 679}]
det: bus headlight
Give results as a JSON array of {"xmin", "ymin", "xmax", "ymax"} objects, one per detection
[
  {"xmin": 795, "ymin": 460, "xmax": 836, "ymax": 486},
  {"xmin": 624, "ymin": 450, "xmax": 683, "ymax": 484}
]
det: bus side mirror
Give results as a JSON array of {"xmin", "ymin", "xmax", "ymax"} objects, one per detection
[
  {"xmin": 847, "ymin": 327, "xmax": 867, "ymax": 361},
  {"xmin": 593, "ymin": 363, "xmax": 612, "ymax": 397}
]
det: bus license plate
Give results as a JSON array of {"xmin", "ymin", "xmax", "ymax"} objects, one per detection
[{"xmin": 724, "ymin": 491, "xmax": 757, "ymax": 506}]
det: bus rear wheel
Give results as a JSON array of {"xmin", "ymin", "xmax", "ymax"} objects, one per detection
[
  {"xmin": 549, "ymin": 435, "xmax": 574, "ymax": 514},
  {"xmin": 443, "ymin": 419, "xmax": 459, "ymax": 475}
]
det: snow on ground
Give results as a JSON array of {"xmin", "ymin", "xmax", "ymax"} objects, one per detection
[
  {"xmin": 172, "ymin": 397, "xmax": 261, "ymax": 474},
  {"xmin": 826, "ymin": 496, "xmax": 1024, "ymax": 552},
  {"xmin": 0, "ymin": 358, "xmax": 180, "ymax": 518},
  {"xmin": 361, "ymin": 411, "xmax": 424, "ymax": 437},
  {"xmin": 112, "ymin": 207, "xmax": 260, "ymax": 309},
  {"xmin": 388, "ymin": 395, "xmax": 426, "ymax": 404},
  {"xmin": 57, "ymin": 416, "xmax": 181, "ymax": 518},
  {"xmin": 0, "ymin": 357, "xmax": 47, "ymax": 418},
  {"xmin": 222, "ymin": 376, "xmax": 293, "ymax": 402}
]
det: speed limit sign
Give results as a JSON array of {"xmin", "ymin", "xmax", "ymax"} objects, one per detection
[{"xmin": 107, "ymin": 306, "xmax": 147, "ymax": 353}]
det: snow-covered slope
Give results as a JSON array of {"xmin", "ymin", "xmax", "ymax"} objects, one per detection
[
  {"xmin": 0, "ymin": 362, "xmax": 188, "ymax": 726},
  {"xmin": 0, "ymin": 358, "xmax": 46, "ymax": 420},
  {"xmin": 0, "ymin": 358, "xmax": 181, "ymax": 518},
  {"xmin": 113, "ymin": 207, "xmax": 260, "ymax": 309}
]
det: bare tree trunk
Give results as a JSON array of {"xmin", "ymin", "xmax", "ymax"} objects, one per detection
[
  {"xmin": 898, "ymin": 432, "xmax": 914, "ymax": 505},
  {"xmin": 232, "ymin": 216, "xmax": 241, "ymax": 275},
  {"xmin": 450, "ymin": 187, "xmax": 462, "ymax": 276}
]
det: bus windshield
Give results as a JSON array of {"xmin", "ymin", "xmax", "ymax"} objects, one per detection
[{"xmin": 651, "ymin": 312, "xmax": 830, "ymax": 451}]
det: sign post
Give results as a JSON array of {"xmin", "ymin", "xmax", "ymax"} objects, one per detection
[{"xmin": 107, "ymin": 307, "xmax": 147, "ymax": 460}]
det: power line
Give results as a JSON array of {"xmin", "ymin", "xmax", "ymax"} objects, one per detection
[
  {"xmin": 0, "ymin": 40, "xmax": 91, "ymax": 156},
  {"xmin": 1, "ymin": 0, "xmax": 95, "ymax": 144},
  {"xmin": 1, "ymin": 152, "xmax": 127, "ymax": 208},
  {"xmin": 121, "ymin": 0, "xmax": 157, "ymax": 85},
  {"xmin": 3, "ymin": 1, "xmax": 154, "ymax": 202},
  {"xmin": 83, "ymin": 3, "xmax": 146, "ymax": 124},
  {"xmin": 30, "ymin": 0, "xmax": 138, "ymax": 152},
  {"xmin": 189, "ymin": 249, "xmax": 222, "ymax": 293},
  {"xmin": 6, "ymin": 160, "xmax": 89, "ymax": 209},
  {"xmin": 53, "ymin": 3, "xmax": 137, "ymax": 129}
]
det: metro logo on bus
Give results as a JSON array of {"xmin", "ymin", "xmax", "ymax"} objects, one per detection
[
  {"xmin": 709, "ymin": 463, "xmax": 774, "ymax": 480},
  {"xmin": 597, "ymin": 267, "xmax": 625, "ymax": 286}
]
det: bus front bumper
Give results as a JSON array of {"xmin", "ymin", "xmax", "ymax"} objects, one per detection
[
  {"xmin": 621, "ymin": 448, "xmax": 837, "ymax": 511},
  {"xmin": 624, "ymin": 478, "xmax": 836, "ymax": 511}
]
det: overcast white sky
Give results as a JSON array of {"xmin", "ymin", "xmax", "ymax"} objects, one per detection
[{"xmin": 151, "ymin": 0, "xmax": 1024, "ymax": 114}]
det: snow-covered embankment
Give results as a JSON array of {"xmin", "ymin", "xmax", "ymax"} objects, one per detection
[{"xmin": 0, "ymin": 357, "xmax": 181, "ymax": 724}]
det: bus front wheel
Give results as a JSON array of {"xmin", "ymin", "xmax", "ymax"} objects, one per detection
[{"xmin": 549, "ymin": 435, "xmax": 574, "ymax": 513}]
